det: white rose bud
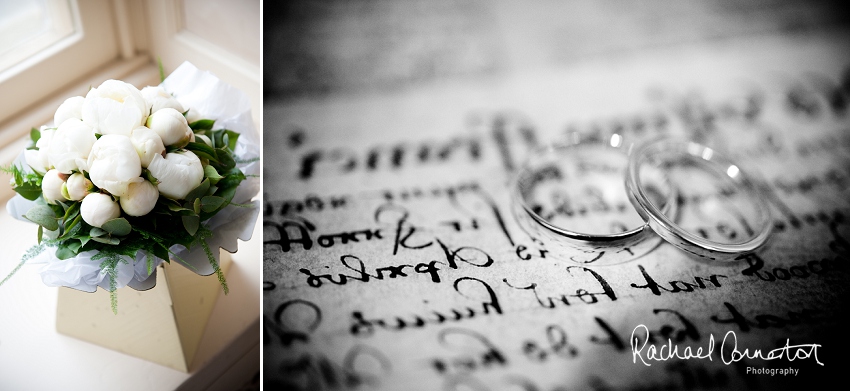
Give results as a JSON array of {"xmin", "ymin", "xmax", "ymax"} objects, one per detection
[
  {"xmin": 54, "ymin": 96, "xmax": 85, "ymax": 126},
  {"xmin": 80, "ymin": 193, "xmax": 120, "ymax": 228},
  {"xmin": 147, "ymin": 151, "xmax": 204, "ymax": 200},
  {"xmin": 146, "ymin": 108, "xmax": 193, "ymax": 147},
  {"xmin": 62, "ymin": 173, "xmax": 94, "ymax": 201},
  {"xmin": 141, "ymin": 86, "xmax": 185, "ymax": 114},
  {"xmin": 120, "ymin": 180, "xmax": 159, "ymax": 216},
  {"xmin": 82, "ymin": 80, "xmax": 148, "ymax": 136},
  {"xmin": 129, "ymin": 126, "xmax": 165, "ymax": 168},
  {"xmin": 87, "ymin": 135, "xmax": 143, "ymax": 197},
  {"xmin": 42, "ymin": 169, "xmax": 65, "ymax": 204},
  {"xmin": 24, "ymin": 127, "xmax": 55, "ymax": 174},
  {"xmin": 47, "ymin": 118, "xmax": 96, "ymax": 174}
]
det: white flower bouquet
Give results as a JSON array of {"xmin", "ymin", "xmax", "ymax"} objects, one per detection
[{"xmin": 1, "ymin": 62, "xmax": 260, "ymax": 313}]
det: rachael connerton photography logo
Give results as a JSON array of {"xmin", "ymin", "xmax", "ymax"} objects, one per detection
[{"xmin": 629, "ymin": 324, "xmax": 824, "ymax": 373}]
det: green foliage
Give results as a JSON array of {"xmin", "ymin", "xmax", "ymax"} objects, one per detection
[
  {"xmin": 182, "ymin": 215, "xmax": 199, "ymax": 236},
  {"xmin": 157, "ymin": 57, "xmax": 165, "ymax": 83},
  {"xmin": 189, "ymin": 119, "xmax": 215, "ymax": 131},
  {"xmin": 24, "ymin": 205, "xmax": 58, "ymax": 231},
  {"xmin": 92, "ymin": 251, "xmax": 129, "ymax": 315},
  {"xmin": 2, "ymin": 164, "xmax": 43, "ymax": 201},
  {"xmin": 186, "ymin": 142, "xmax": 217, "ymax": 161},
  {"xmin": 0, "ymin": 239, "xmax": 58, "ymax": 288},
  {"xmin": 4, "ymin": 116, "xmax": 248, "ymax": 311},
  {"xmin": 29, "ymin": 128, "xmax": 41, "ymax": 148},
  {"xmin": 102, "ymin": 218, "xmax": 131, "ymax": 236},
  {"xmin": 198, "ymin": 227, "xmax": 228, "ymax": 295}
]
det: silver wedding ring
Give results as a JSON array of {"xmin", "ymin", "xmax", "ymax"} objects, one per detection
[
  {"xmin": 512, "ymin": 134, "xmax": 677, "ymax": 265},
  {"xmin": 513, "ymin": 135, "xmax": 772, "ymax": 264},
  {"xmin": 626, "ymin": 137, "xmax": 772, "ymax": 261}
]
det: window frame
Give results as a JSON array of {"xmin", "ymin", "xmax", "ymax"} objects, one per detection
[{"xmin": 0, "ymin": 0, "xmax": 123, "ymax": 132}]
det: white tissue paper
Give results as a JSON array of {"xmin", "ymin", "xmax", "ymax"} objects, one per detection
[{"xmin": 6, "ymin": 62, "xmax": 260, "ymax": 292}]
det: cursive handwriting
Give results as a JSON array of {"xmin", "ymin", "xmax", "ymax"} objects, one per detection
[
  {"xmin": 631, "ymin": 324, "xmax": 714, "ymax": 366},
  {"xmin": 630, "ymin": 264, "xmax": 727, "ymax": 295},
  {"xmin": 720, "ymin": 331, "xmax": 823, "ymax": 366},
  {"xmin": 350, "ymin": 277, "xmax": 502, "ymax": 336},
  {"xmin": 504, "ymin": 266, "xmax": 616, "ymax": 307},
  {"xmin": 631, "ymin": 325, "xmax": 824, "ymax": 366},
  {"xmin": 430, "ymin": 328, "xmax": 508, "ymax": 375}
]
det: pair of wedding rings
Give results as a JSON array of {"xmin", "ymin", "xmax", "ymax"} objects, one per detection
[{"xmin": 512, "ymin": 134, "xmax": 772, "ymax": 265}]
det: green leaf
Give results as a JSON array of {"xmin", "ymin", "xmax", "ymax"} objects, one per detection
[
  {"xmin": 62, "ymin": 201, "xmax": 80, "ymax": 222},
  {"xmin": 24, "ymin": 205, "xmax": 58, "ymax": 231},
  {"xmin": 158, "ymin": 56, "xmax": 166, "ymax": 83},
  {"xmin": 204, "ymin": 165, "xmax": 223, "ymax": 185},
  {"xmin": 102, "ymin": 218, "xmax": 131, "ymax": 236},
  {"xmin": 66, "ymin": 241, "xmax": 82, "ymax": 253},
  {"xmin": 92, "ymin": 236, "xmax": 120, "ymax": 245},
  {"xmin": 189, "ymin": 119, "xmax": 215, "ymax": 131},
  {"xmin": 193, "ymin": 198, "xmax": 201, "ymax": 214},
  {"xmin": 59, "ymin": 214, "xmax": 82, "ymax": 239},
  {"xmin": 163, "ymin": 198, "xmax": 190, "ymax": 212},
  {"xmin": 55, "ymin": 246, "xmax": 76, "ymax": 260},
  {"xmin": 48, "ymin": 203, "xmax": 65, "ymax": 219},
  {"xmin": 90, "ymin": 227, "xmax": 107, "ymax": 237},
  {"xmin": 201, "ymin": 196, "xmax": 226, "ymax": 213},
  {"xmin": 185, "ymin": 178, "xmax": 210, "ymax": 202},
  {"xmin": 142, "ymin": 169, "xmax": 159, "ymax": 185},
  {"xmin": 213, "ymin": 148, "xmax": 235, "ymax": 171},
  {"xmin": 30, "ymin": 127, "xmax": 41, "ymax": 143},
  {"xmin": 211, "ymin": 129, "xmax": 225, "ymax": 148},
  {"xmin": 163, "ymin": 204, "xmax": 192, "ymax": 212},
  {"xmin": 153, "ymin": 245, "xmax": 169, "ymax": 262},
  {"xmin": 13, "ymin": 183, "xmax": 42, "ymax": 201},
  {"xmin": 182, "ymin": 215, "xmax": 199, "ymax": 236},
  {"xmin": 37, "ymin": 225, "xmax": 43, "ymax": 244},
  {"xmin": 185, "ymin": 142, "xmax": 219, "ymax": 162},
  {"xmin": 224, "ymin": 130, "xmax": 240, "ymax": 151}
]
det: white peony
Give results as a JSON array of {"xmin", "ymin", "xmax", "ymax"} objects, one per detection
[
  {"xmin": 54, "ymin": 96, "xmax": 84, "ymax": 126},
  {"xmin": 47, "ymin": 118, "xmax": 96, "ymax": 174},
  {"xmin": 147, "ymin": 151, "xmax": 204, "ymax": 200},
  {"xmin": 41, "ymin": 169, "xmax": 65, "ymax": 204},
  {"xmin": 86, "ymin": 135, "xmax": 143, "ymax": 197},
  {"xmin": 80, "ymin": 193, "xmax": 120, "ymax": 228},
  {"xmin": 146, "ymin": 108, "xmax": 192, "ymax": 147},
  {"xmin": 129, "ymin": 126, "xmax": 165, "ymax": 168},
  {"xmin": 23, "ymin": 127, "xmax": 55, "ymax": 175},
  {"xmin": 141, "ymin": 86, "xmax": 185, "ymax": 114},
  {"xmin": 62, "ymin": 173, "xmax": 94, "ymax": 201},
  {"xmin": 82, "ymin": 80, "xmax": 148, "ymax": 136},
  {"xmin": 119, "ymin": 180, "xmax": 159, "ymax": 216}
]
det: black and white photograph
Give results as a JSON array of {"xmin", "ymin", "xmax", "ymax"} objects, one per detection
[{"xmin": 264, "ymin": 1, "xmax": 849, "ymax": 390}]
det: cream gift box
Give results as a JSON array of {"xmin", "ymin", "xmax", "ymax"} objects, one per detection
[{"xmin": 56, "ymin": 253, "xmax": 232, "ymax": 372}]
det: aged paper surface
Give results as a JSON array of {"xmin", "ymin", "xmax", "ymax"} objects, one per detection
[{"xmin": 264, "ymin": 2, "xmax": 849, "ymax": 389}]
